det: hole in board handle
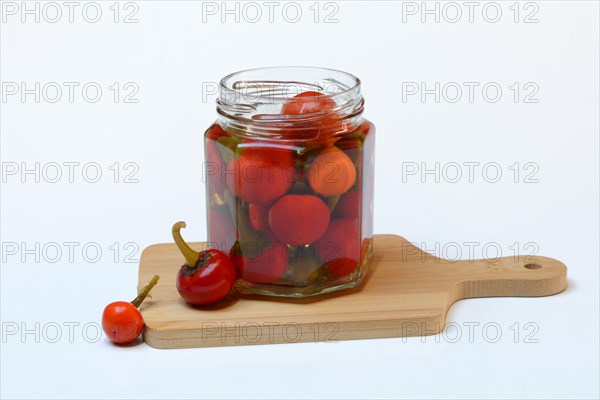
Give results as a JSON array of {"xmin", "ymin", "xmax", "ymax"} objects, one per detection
[{"xmin": 524, "ymin": 263, "xmax": 542, "ymax": 270}]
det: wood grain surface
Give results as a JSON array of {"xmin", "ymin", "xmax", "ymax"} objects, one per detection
[{"xmin": 138, "ymin": 234, "xmax": 567, "ymax": 349}]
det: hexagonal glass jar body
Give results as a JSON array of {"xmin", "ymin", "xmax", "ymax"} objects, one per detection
[{"xmin": 205, "ymin": 67, "xmax": 375, "ymax": 297}]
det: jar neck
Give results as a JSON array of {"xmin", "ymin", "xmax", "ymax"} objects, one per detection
[{"xmin": 217, "ymin": 110, "xmax": 364, "ymax": 140}]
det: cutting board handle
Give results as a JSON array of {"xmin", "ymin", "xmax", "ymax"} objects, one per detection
[{"xmin": 441, "ymin": 254, "xmax": 568, "ymax": 299}]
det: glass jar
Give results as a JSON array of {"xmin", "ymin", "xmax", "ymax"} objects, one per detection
[{"xmin": 204, "ymin": 67, "xmax": 375, "ymax": 297}]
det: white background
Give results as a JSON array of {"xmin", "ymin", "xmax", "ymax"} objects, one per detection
[{"xmin": 1, "ymin": 1, "xmax": 599, "ymax": 399}]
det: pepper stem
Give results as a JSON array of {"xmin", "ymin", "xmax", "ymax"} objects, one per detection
[
  {"xmin": 131, "ymin": 275, "xmax": 160, "ymax": 308},
  {"xmin": 172, "ymin": 221, "xmax": 200, "ymax": 267}
]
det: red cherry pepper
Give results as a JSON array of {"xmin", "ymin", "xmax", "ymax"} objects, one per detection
[
  {"xmin": 307, "ymin": 146, "xmax": 356, "ymax": 197},
  {"xmin": 281, "ymin": 91, "xmax": 336, "ymax": 115},
  {"xmin": 208, "ymin": 208, "xmax": 236, "ymax": 253},
  {"xmin": 268, "ymin": 194, "xmax": 330, "ymax": 245},
  {"xmin": 317, "ymin": 219, "xmax": 360, "ymax": 279},
  {"xmin": 233, "ymin": 241, "xmax": 289, "ymax": 284},
  {"xmin": 280, "ymin": 91, "xmax": 344, "ymax": 138},
  {"xmin": 173, "ymin": 221, "xmax": 237, "ymax": 305},
  {"xmin": 334, "ymin": 191, "xmax": 361, "ymax": 220},
  {"xmin": 205, "ymin": 124, "xmax": 229, "ymax": 195},
  {"xmin": 226, "ymin": 144, "xmax": 295, "ymax": 205},
  {"xmin": 248, "ymin": 203, "xmax": 271, "ymax": 234},
  {"xmin": 101, "ymin": 274, "xmax": 160, "ymax": 344}
]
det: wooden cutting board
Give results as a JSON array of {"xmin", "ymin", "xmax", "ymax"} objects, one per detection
[{"xmin": 138, "ymin": 234, "xmax": 567, "ymax": 349}]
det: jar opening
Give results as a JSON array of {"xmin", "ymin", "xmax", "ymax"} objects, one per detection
[{"xmin": 217, "ymin": 67, "xmax": 364, "ymax": 139}]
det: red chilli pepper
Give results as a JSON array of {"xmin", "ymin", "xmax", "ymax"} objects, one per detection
[
  {"xmin": 101, "ymin": 274, "xmax": 160, "ymax": 344},
  {"xmin": 173, "ymin": 221, "xmax": 237, "ymax": 305}
]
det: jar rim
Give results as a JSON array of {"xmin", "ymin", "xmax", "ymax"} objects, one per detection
[
  {"xmin": 216, "ymin": 66, "xmax": 364, "ymax": 130},
  {"xmin": 219, "ymin": 66, "xmax": 361, "ymax": 102}
]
